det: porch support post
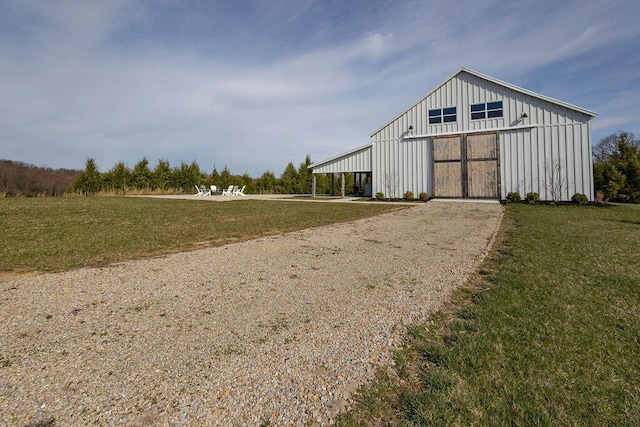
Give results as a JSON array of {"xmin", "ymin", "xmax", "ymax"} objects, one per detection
[
  {"xmin": 341, "ymin": 172, "xmax": 345, "ymax": 198},
  {"xmin": 331, "ymin": 174, "xmax": 335, "ymax": 196},
  {"xmin": 312, "ymin": 174, "xmax": 316, "ymax": 198}
]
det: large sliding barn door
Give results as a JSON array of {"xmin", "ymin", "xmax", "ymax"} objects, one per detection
[
  {"xmin": 433, "ymin": 135, "xmax": 463, "ymax": 198},
  {"xmin": 466, "ymin": 133, "xmax": 499, "ymax": 198},
  {"xmin": 433, "ymin": 133, "xmax": 499, "ymax": 199}
]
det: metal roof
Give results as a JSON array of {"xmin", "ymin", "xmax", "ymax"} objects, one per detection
[{"xmin": 308, "ymin": 143, "xmax": 372, "ymax": 170}]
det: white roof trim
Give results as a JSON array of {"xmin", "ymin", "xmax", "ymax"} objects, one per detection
[
  {"xmin": 370, "ymin": 67, "xmax": 597, "ymax": 137},
  {"xmin": 402, "ymin": 123, "xmax": 540, "ymax": 140},
  {"xmin": 308, "ymin": 143, "xmax": 372, "ymax": 170}
]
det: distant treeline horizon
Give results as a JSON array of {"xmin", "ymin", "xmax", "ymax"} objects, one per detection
[
  {"xmin": 5, "ymin": 130, "xmax": 638, "ymax": 201},
  {"xmin": 1, "ymin": 155, "xmax": 353, "ymax": 197},
  {"xmin": 0, "ymin": 159, "xmax": 80, "ymax": 197}
]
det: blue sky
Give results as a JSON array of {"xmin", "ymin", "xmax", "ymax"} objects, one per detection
[{"xmin": 1, "ymin": 0, "xmax": 638, "ymax": 177}]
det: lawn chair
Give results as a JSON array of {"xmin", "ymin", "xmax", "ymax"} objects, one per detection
[
  {"xmin": 233, "ymin": 185, "xmax": 246, "ymax": 196},
  {"xmin": 210, "ymin": 185, "xmax": 218, "ymax": 195},
  {"xmin": 221, "ymin": 185, "xmax": 235, "ymax": 196},
  {"xmin": 194, "ymin": 185, "xmax": 206, "ymax": 196}
]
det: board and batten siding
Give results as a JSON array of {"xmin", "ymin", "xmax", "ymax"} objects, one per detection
[
  {"xmin": 370, "ymin": 69, "xmax": 594, "ymax": 200},
  {"xmin": 371, "ymin": 138, "xmax": 432, "ymax": 198},
  {"xmin": 500, "ymin": 123, "xmax": 593, "ymax": 201}
]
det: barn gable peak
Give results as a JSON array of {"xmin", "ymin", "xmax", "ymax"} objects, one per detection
[{"xmin": 370, "ymin": 67, "xmax": 596, "ymax": 137}]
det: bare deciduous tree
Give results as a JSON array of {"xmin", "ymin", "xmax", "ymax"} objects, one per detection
[
  {"xmin": 383, "ymin": 173, "xmax": 398, "ymax": 199},
  {"xmin": 0, "ymin": 160, "xmax": 79, "ymax": 196},
  {"xmin": 593, "ymin": 131, "xmax": 639, "ymax": 163},
  {"xmin": 542, "ymin": 158, "xmax": 566, "ymax": 202}
]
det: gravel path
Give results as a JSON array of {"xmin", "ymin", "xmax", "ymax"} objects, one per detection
[{"xmin": 1, "ymin": 201, "xmax": 502, "ymax": 426}]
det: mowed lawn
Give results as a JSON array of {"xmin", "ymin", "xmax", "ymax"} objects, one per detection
[
  {"xmin": 0, "ymin": 196, "xmax": 402, "ymax": 275},
  {"xmin": 339, "ymin": 203, "xmax": 640, "ymax": 426}
]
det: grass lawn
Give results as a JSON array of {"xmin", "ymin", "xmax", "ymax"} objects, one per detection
[
  {"xmin": 0, "ymin": 196, "xmax": 402, "ymax": 276},
  {"xmin": 338, "ymin": 203, "xmax": 640, "ymax": 426}
]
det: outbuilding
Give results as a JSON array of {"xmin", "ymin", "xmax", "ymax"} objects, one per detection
[{"xmin": 309, "ymin": 68, "xmax": 597, "ymax": 201}]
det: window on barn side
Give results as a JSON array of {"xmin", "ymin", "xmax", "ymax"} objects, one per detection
[
  {"xmin": 471, "ymin": 101, "xmax": 503, "ymax": 120},
  {"xmin": 487, "ymin": 101, "xmax": 503, "ymax": 118},
  {"xmin": 428, "ymin": 107, "xmax": 457, "ymax": 124}
]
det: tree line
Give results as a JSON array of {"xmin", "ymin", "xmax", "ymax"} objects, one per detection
[
  {"xmin": 72, "ymin": 155, "xmax": 351, "ymax": 196},
  {"xmin": 0, "ymin": 160, "xmax": 80, "ymax": 197},
  {"xmin": 9, "ymin": 131, "xmax": 636, "ymax": 200},
  {"xmin": 593, "ymin": 131, "xmax": 640, "ymax": 203}
]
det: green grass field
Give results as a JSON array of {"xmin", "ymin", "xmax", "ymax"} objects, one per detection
[
  {"xmin": 338, "ymin": 203, "xmax": 640, "ymax": 426},
  {"xmin": 0, "ymin": 196, "xmax": 402, "ymax": 276},
  {"xmin": 3, "ymin": 197, "xmax": 639, "ymax": 424}
]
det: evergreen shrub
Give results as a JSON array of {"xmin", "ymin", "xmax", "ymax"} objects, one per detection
[
  {"xmin": 571, "ymin": 193, "xmax": 589, "ymax": 205},
  {"xmin": 526, "ymin": 192, "xmax": 540, "ymax": 204},
  {"xmin": 506, "ymin": 192, "xmax": 521, "ymax": 203}
]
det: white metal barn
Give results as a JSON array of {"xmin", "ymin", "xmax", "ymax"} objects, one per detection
[{"xmin": 309, "ymin": 68, "xmax": 597, "ymax": 201}]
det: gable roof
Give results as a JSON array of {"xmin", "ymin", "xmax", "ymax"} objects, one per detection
[{"xmin": 370, "ymin": 67, "xmax": 597, "ymax": 137}]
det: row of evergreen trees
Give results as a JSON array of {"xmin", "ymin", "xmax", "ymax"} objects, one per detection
[
  {"xmin": 63, "ymin": 130, "xmax": 640, "ymax": 202},
  {"xmin": 593, "ymin": 131, "xmax": 640, "ymax": 203},
  {"xmin": 73, "ymin": 155, "xmax": 352, "ymax": 196}
]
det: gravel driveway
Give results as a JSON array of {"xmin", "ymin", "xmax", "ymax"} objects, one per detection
[{"xmin": 1, "ymin": 201, "xmax": 502, "ymax": 426}]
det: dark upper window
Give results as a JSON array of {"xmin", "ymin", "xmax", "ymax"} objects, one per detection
[
  {"xmin": 471, "ymin": 101, "xmax": 503, "ymax": 120},
  {"xmin": 428, "ymin": 107, "xmax": 457, "ymax": 124}
]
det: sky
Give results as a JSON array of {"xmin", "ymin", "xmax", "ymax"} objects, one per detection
[{"xmin": 1, "ymin": 0, "xmax": 639, "ymax": 177}]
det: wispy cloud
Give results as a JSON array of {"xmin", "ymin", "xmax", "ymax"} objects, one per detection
[{"xmin": 0, "ymin": 0, "xmax": 638, "ymax": 174}]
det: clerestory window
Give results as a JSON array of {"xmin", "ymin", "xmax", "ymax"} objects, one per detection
[
  {"xmin": 428, "ymin": 107, "xmax": 457, "ymax": 124},
  {"xmin": 471, "ymin": 101, "xmax": 503, "ymax": 120}
]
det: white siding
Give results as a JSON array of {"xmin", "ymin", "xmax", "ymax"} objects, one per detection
[
  {"xmin": 372, "ymin": 138, "xmax": 432, "ymax": 198},
  {"xmin": 372, "ymin": 71, "xmax": 592, "ymax": 143},
  {"xmin": 499, "ymin": 124, "xmax": 593, "ymax": 200},
  {"xmin": 369, "ymin": 69, "xmax": 595, "ymax": 201}
]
